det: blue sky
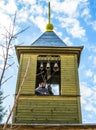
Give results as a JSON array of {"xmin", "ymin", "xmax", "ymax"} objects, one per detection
[{"xmin": 0, "ymin": 0, "xmax": 96, "ymax": 124}]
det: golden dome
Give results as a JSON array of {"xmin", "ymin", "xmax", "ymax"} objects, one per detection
[{"xmin": 46, "ymin": 23, "xmax": 54, "ymax": 31}]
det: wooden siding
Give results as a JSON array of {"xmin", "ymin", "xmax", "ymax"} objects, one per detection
[
  {"xmin": 16, "ymin": 54, "xmax": 37, "ymax": 94},
  {"xmin": 14, "ymin": 49, "xmax": 82, "ymax": 124},
  {"xmin": 60, "ymin": 54, "xmax": 82, "ymax": 122},
  {"xmin": 14, "ymin": 96, "xmax": 81, "ymax": 124},
  {"xmin": 61, "ymin": 54, "xmax": 79, "ymax": 95}
]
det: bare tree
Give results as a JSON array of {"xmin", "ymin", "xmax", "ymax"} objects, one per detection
[
  {"xmin": 3, "ymin": 58, "xmax": 30, "ymax": 130},
  {"xmin": 0, "ymin": 12, "xmax": 29, "ymax": 88},
  {"xmin": 0, "ymin": 12, "xmax": 29, "ymax": 124}
]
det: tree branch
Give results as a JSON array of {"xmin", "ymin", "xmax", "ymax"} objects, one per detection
[
  {"xmin": 0, "ymin": 12, "xmax": 29, "ymax": 88},
  {"xmin": 1, "ymin": 76, "xmax": 13, "ymax": 86},
  {"xmin": 3, "ymin": 58, "xmax": 30, "ymax": 130}
]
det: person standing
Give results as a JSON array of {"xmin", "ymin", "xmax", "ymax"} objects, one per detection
[{"xmin": 35, "ymin": 82, "xmax": 49, "ymax": 95}]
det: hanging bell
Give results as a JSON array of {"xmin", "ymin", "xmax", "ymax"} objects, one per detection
[
  {"xmin": 53, "ymin": 62, "xmax": 59, "ymax": 72},
  {"xmin": 46, "ymin": 62, "xmax": 50, "ymax": 70},
  {"xmin": 40, "ymin": 62, "xmax": 44, "ymax": 70}
]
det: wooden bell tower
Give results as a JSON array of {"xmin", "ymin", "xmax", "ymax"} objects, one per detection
[{"xmin": 13, "ymin": 2, "xmax": 83, "ymax": 124}]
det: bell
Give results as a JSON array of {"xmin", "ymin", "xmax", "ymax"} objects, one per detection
[
  {"xmin": 40, "ymin": 62, "xmax": 44, "ymax": 70},
  {"xmin": 53, "ymin": 62, "xmax": 59, "ymax": 72},
  {"xmin": 46, "ymin": 62, "xmax": 50, "ymax": 70}
]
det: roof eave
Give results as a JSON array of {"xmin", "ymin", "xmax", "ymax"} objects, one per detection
[{"xmin": 15, "ymin": 45, "xmax": 84, "ymax": 65}]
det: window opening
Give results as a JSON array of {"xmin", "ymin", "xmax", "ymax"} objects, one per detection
[{"xmin": 35, "ymin": 55, "xmax": 61, "ymax": 95}]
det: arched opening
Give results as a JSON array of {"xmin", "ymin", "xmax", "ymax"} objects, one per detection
[{"xmin": 35, "ymin": 55, "xmax": 61, "ymax": 95}]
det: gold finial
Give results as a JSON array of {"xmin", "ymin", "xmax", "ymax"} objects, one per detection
[{"xmin": 46, "ymin": 2, "xmax": 54, "ymax": 31}]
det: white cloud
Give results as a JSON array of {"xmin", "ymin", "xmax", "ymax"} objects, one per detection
[
  {"xmin": 30, "ymin": 15, "xmax": 47, "ymax": 32},
  {"xmin": 90, "ymin": 21, "xmax": 96, "ymax": 31},
  {"xmin": 52, "ymin": 0, "xmax": 79, "ymax": 17},
  {"xmin": 0, "ymin": 2, "xmax": 18, "ymax": 41},
  {"xmin": 50, "ymin": 0, "xmax": 89, "ymax": 39},
  {"xmin": 80, "ymin": 82, "xmax": 93, "ymax": 98},
  {"xmin": 80, "ymin": 1, "xmax": 96, "ymax": 31},
  {"xmin": 0, "ymin": 45, "xmax": 13, "ymax": 58},
  {"xmin": 85, "ymin": 69, "xmax": 93, "ymax": 77},
  {"xmin": 0, "ymin": 12, "xmax": 12, "ymax": 32},
  {"xmin": 59, "ymin": 17, "xmax": 86, "ymax": 38},
  {"xmin": 17, "ymin": 1, "xmax": 45, "ymax": 20},
  {"xmin": 69, "ymin": 22, "xmax": 85, "ymax": 38},
  {"xmin": 93, "ymin": 57, "xmax": 96, "ymax": 66},
  {"xmin": 0, "ymin": 0, "xmax": 17, "ymax": 14},
  {"xmin": 0, "ymin": 0, "xmax": 89, "ymax": 39},
  {"xmin": 56, "ymin": 31, "xmax": 62, "ymax": 37},
  {"xmin": 81, "ymin": 8, "xmax": 91, "ymax": 20},
  {"xmin": 17, "ymin": 8, "xmax": 28, "ymax": 23},
  {"xmin": 15, "ymin": 2, "xmax": 47, "ymax": 32},
  {"xmin": 29, "ymin": 4, "xmax": 44, "ymax": 16},
  {"xmin": 0, "ymin": 0, "xmax": 88, "ymax": 38},
  {"xmin": 63, "ymin": 37, "xmax": 73, "ymax": 46},
  {"xmin": 19, "ymin": 0, "xmax": 36, "ymax": 5},
  {"xmin": 88, "ymin": 55, "xmax": 92, "ymax": 60},
  {"xmin": 80, "ymin": 81, "xmax": 96, "ymax": 120},
  {"xmin": 93, "ymin": 75, "xmax": 96, "ymax": 84},
  {"xmin": 0, "ymin": 46, "xmax": 4, "ymax": 60},
  {"xmin": 51, "ymin": 0, "xmax": 89, "ymax": 17},
  {"xmin": 81, "ymin": 8, "xmax": 89, "ymax": 17},
  {"xmin": 85, "ymin": 103, "xmax": 96, "ymax": 114},
  {"xmin": 88, "ymin": 55, "xmax": 96, "ymax": 68}
]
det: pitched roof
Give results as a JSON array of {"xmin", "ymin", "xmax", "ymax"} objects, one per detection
[{"xmin": 31, "ymin": 31, "xmax": 67, "ymax": 47}]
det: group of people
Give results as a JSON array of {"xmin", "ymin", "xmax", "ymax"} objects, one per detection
[{"xmin": 35, "ymin": 82, "xmax": 53, "ymax": 95}]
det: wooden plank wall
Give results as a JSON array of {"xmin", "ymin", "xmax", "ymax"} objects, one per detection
[
  {"xmin": 14, "ymin": 96, "xmax": 80, "ymax": 124},
  {"xmin": 14, "ymin": 53, "xmax": 82, "ymax": 124},
  {"xmin": 61, "ymin": 54, "xmax": 82, "ymax": 123},
  {"xmin": 16, "ymin": 54, "xmax": 37, "ymax": 94},
  {"xmin": 61, "ymin": 54, "xmax": 79, "ymax": 95}
]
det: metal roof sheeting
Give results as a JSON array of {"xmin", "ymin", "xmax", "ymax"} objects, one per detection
[{"xmin": 31, "ymin": 31, "xmax": 67, "ymax": 47}]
